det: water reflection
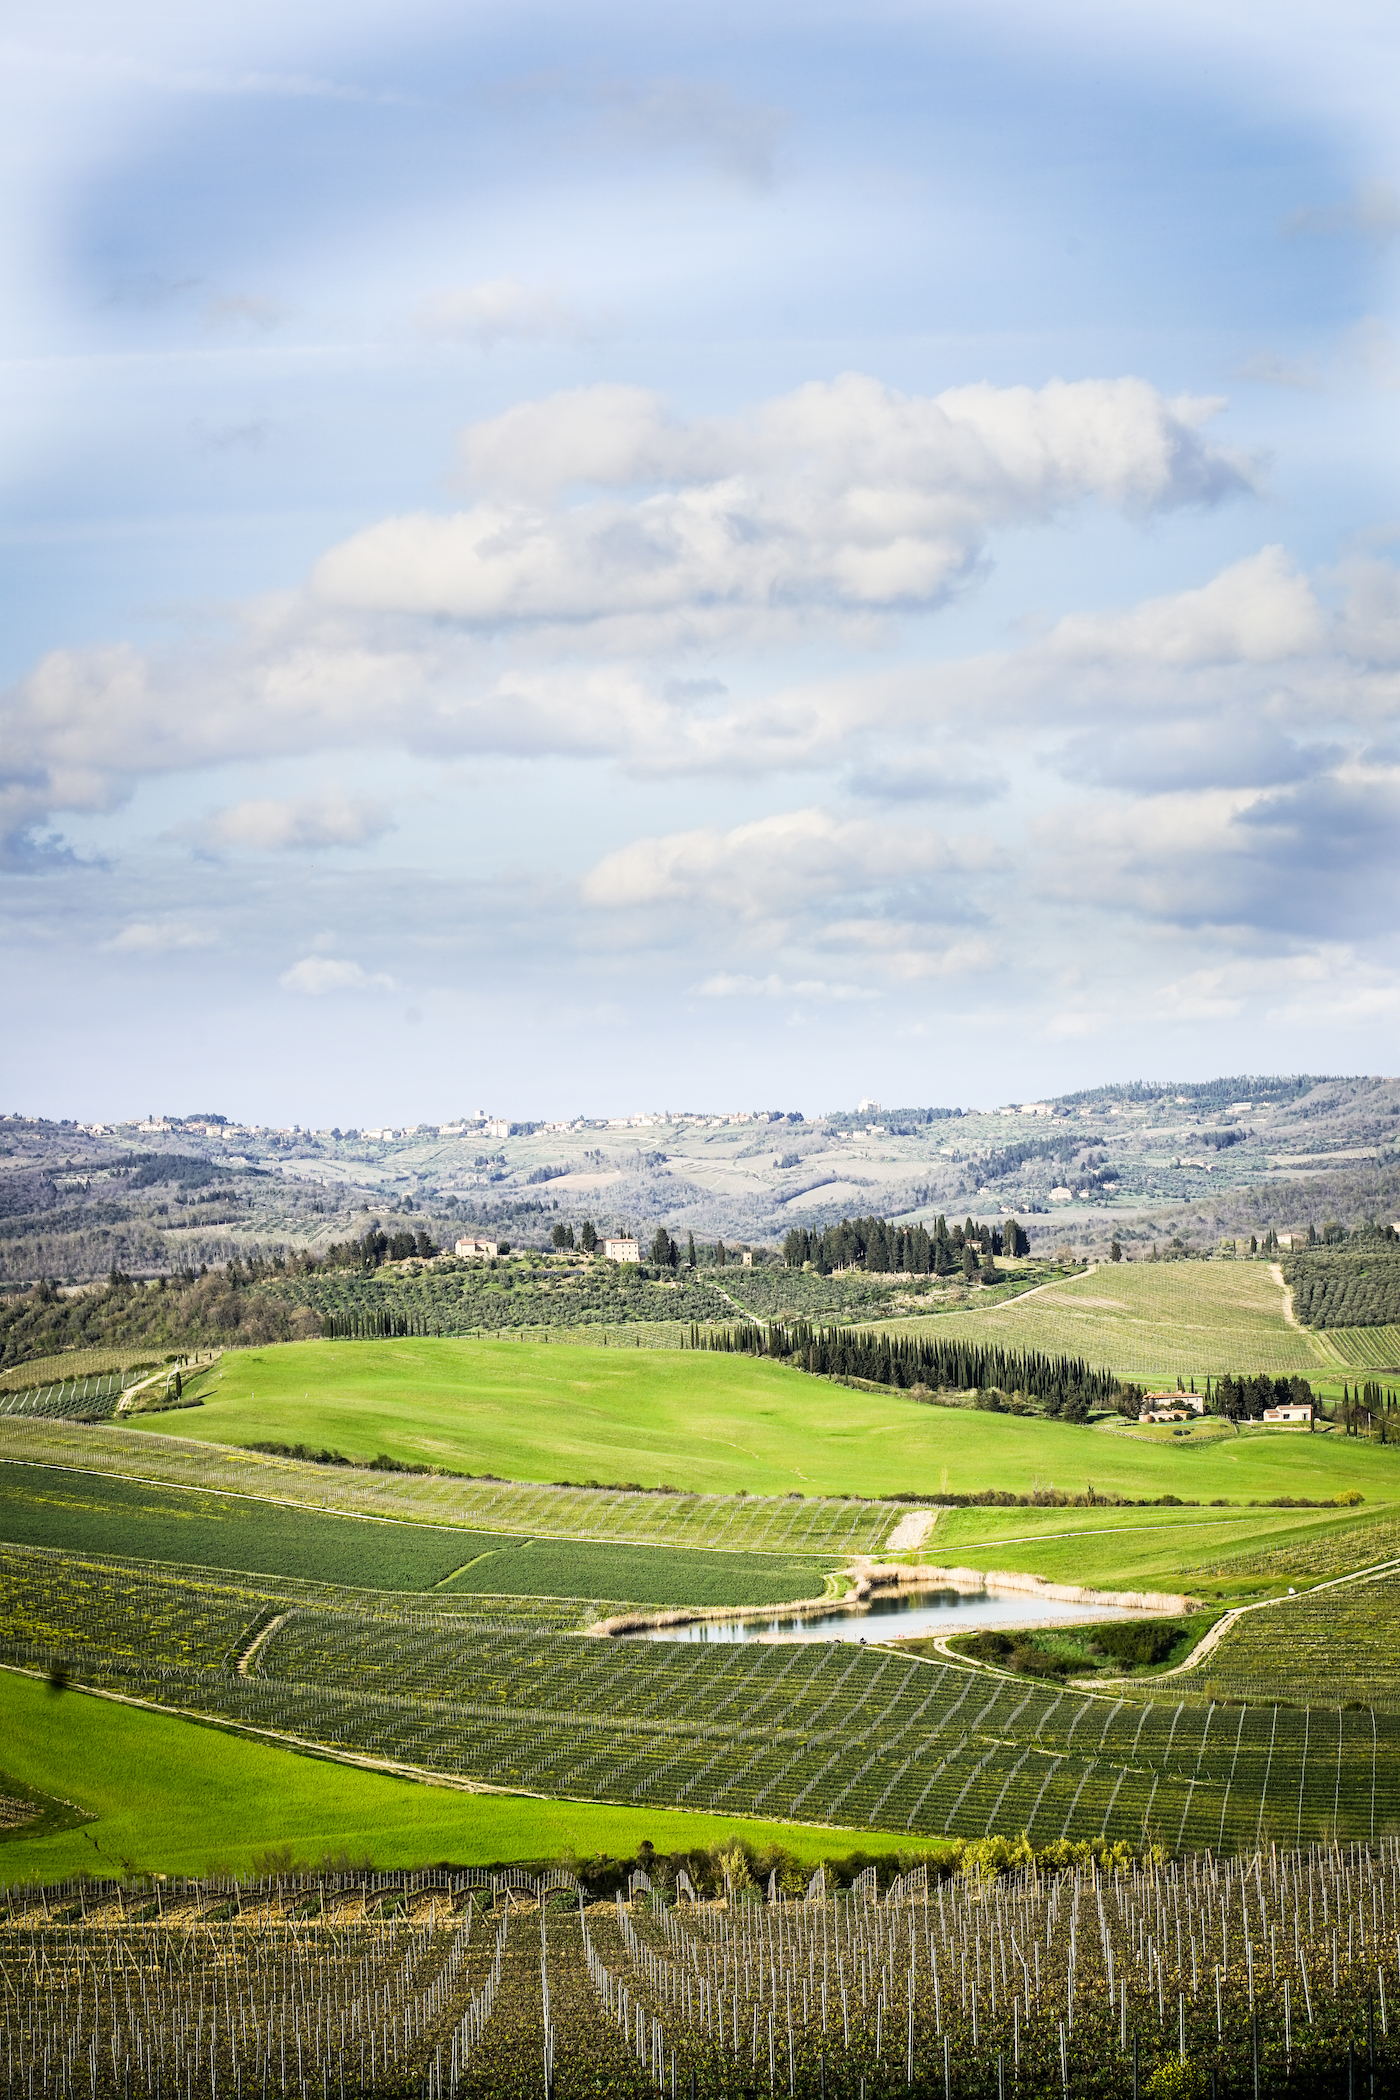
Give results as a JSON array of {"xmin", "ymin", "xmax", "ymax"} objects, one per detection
[{"xmin": 624, "ymin": 1587, "xmax": 1148, "ymax": 1644}]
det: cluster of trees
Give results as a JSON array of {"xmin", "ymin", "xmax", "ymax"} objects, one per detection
[
  {"xmin": 782, "ymin": 1213, "xmax": 1029, "ymax": 1277},
  {"xmin": 1283, "ymin": 1228, "xmax": 1400, "ymax": 1328},
  {"xmin": 319, "ymin": 1225, "xmax": 439, "ymax": 1271},
  {"xmin": 1208, "ymin": 1373, "xmax": 1315, "ymax": 1421},
  {"xmin": 693, "ymin": 1318, "xmax": 1130, "ymax": 1419}
]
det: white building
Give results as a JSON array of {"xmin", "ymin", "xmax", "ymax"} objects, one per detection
[
  {"xmin": 603, "ymin": 1237, "xmax": 640, "ymax": 1263},
  {"xmin": 485, "ymin": 1120, "xmax": 511, "ymax": 1139},
  {"xmin": 455, "ymin": 1237, "xmax": 499, "ymax": 1259},
  {"xmin": 1139, "ymin": 1393, "xmax": 1205, "ymax": 1423},
  {"xmin": 1263, "ymin": 1403, "xmax": 1312, "ymax": 1426}
]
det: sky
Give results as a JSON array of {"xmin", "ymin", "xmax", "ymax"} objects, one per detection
[{"xmin": 2, "ymin": 0, "xmax": 1398, "ymax": 1125}]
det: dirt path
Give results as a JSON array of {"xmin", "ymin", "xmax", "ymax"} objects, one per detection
[
  {"xmin": 237, "ymin": 1613, "xmax": 289, "ymax": 1676},
  {"xmin": 884, "ymin": 1508, "xmax": 937, "ymax": 1553}
]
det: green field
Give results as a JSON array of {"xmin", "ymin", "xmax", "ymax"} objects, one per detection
[
  {"xmin": 897, "ymin": 1261, "xmax": 1354, "ymax": 1376},
  {"xmin": 924, "ymin": 1498, "xmax": 1399, "ymax": 1597},
  {"xmin": 0, "ymin": 1668, "xmax": 924, "ymax": 1885},
  {"xmin": 121, "ymin": 1335, "xmax": 1400, "ymax": 1501},
  {"xmin": 0, "ymin": 1464, "xmax": 840, "ymax": 1608},
  {"xmin": 8, "ymin": 1543, "xmax": 1399, "ymax": 1859},
  {"xmin": 1183, "ymin": 1567, "xmax": 1400, "ymax": 1710}
]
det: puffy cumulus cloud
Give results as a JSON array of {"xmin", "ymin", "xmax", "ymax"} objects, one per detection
[
  {"xmin": 194, "ymin": 793, "xmax": 394, "ymax": 854},
  {"xmin": 311, "ymin": 373, "xmax": 1251, "ymax": 627},
  {"xmin": 278, "ymin": 956, "xmax": 394, "ymax": 994},
  {"xmin": 1036, "ymin": 763, "xmax": 1400, "ymax": 938},
  {"xmin": 580, "ymin": 806, "xmax": 989, "ymax": 917},
  {"xmin": 1042, "ymin": 548, "xmax": 1323, "ymax": 667},
  {"xmin": 414, "ymin": 279, "xmax": 585, "ymax": 347}
]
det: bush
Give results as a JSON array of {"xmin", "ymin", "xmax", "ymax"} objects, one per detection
[{"xmin": 1091, "ymin": 1620, "xmax": 1183, "ymax": 1667}]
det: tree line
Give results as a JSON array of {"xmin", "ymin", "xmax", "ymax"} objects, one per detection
[
  {"xmin": 781, "ymin": 1213, "xmax": 1029, "ymax": 1277},
  {"xmin": 690, "ymin": 1318, "xmax": 1131, "ymax": 1419}
]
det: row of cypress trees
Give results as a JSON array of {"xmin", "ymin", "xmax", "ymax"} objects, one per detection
[{"xmin": 688, "ymin": 1317, "xmax": 1124, "ymax": 1415}]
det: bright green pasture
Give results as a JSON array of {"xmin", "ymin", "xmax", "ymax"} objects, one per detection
[
  {"xmin": 147, "ymin": 1337, "xmax": 1400, "ymax": 1503},
  {"xmin": 0, "ymin": 1671, "xmax": 930, "ymax": 1885},
  {"xmin": 926, "ymin": 1502, "xmax": 1398, "ymax": 1597}
]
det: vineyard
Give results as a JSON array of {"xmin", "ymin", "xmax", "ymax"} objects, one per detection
[
  {"xmin": 895, "ymin": 1265, "xmax": 1335, "ymax": 1378},
  {"xmin": 5, "ymin": 1840, "xmax": 1400, "ymax": 2096},
  {"xmin": 6, "ymin": 1545, "xmax": 1400, "ymax": 1855},
  {"xmin": 0, "ymin": 1417, "xmax": 904, "ymax": 1555},
  {"xmin": 0, "ymin": 1372, "xmax": 128, "ymax": 1421},
  {"xmin": 1187, "ymin": 1570, "xmax": 1400, "ymax": 1713}
]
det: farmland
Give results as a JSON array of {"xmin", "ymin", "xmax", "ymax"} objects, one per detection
[
  {"xmin": 116, "ymin": 1333, "xmax": 1400, "ymax": 1500},
  {"xmin": 6, "ymin": 1832, "xmax": 1399, "ymax": 2098},
  {"xmin": 895, "ymin": 1261, "xmax": 1355, "ymax": 1377},
  {"xmin": 5, "ymin": 1542, "xmax": 1400, "ymax": 1862},
  {"xmin": 0, "ymin": 1462, "xmax": 840, "ymax": 1606},
  {"xmin": 0, "ymin": 1670, "xmax": 910, "ymax": 1885},
  {"xmin": 1181, "ymin": 1567, "xmax": 1400, "ymax": 1711}
]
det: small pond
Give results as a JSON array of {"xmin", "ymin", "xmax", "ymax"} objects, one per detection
[{"xmin": 623, "ymin": 1587, "xmax": 1151, "ymax": 1645}]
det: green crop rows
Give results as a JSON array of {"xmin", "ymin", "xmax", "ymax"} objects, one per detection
[
  {"xmin": 0, "ymin": 1461, "xmax": 839, "ymax": 1607},
  {"xmin": 1182, "ymin": 1514, "xmax": 1400, "ymax": 1586},
  {"xmin": 1186, "ymin": 1570, "xmax": 1400, "ymax": 1712},
  {"xmin": 0, "ymin": 1417, "xmax": 900, "ymax": 1554},
  {"xmin": 0, "ymin": 1373, "xmax": 123, "ymax": 1421},
  {"xmin": 6, "ymin": 1545, "xmax": 1398, "ymax": 1855}
]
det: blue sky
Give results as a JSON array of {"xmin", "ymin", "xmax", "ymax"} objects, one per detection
[{"xmin": 2, "ymin": 0, "xmax": 1398, "ymax": 1123}]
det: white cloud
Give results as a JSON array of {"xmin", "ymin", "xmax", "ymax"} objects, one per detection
[
  {"xmin": 195, "ymin": 793, "xmax": 393, "ymax": 853},
  {"xmin": 1043, "ymin": 548, "xmax": 1323, "ymax": 666},
  {"xmin": 581, "ymin": 806, "xmax": 984, "ymax": 915},
  {"xmin": 696, "ymin": 971, "xmax": 873, "ymax": 1000},
  {"xmin": 312, "ymin": 373, "xmax": 1251, "ymax": 626},
  {"xmin": 278, "ymin": 956, "xmax": 394, "ymax": 994},
  {"xmin": 107, "ymin": 920, "xmax": 216, "ymax": 952}
]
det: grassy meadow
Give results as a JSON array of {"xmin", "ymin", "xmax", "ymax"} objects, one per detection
[
  {"xmin": 0, "ymin": 1669, "xmax": 926, "ymax": 1885},
  {"xmin": 134, "ymin": 1333, "xmax": 1400, "ymax": 1503}
]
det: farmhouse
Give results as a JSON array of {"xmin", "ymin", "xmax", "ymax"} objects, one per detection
[
  {"xmin": 454, "ymin": 1236, "xmax": 498, "ymax": 1259},
  {"xmin": 1263, "ymin": 1402, "xmax": 1313, "ymax": 1427},
  {"xmin": 1139, "ymin": 1392, "xmax": 1205, "ymax": 1423},
  {"xmin": 603, "ymin": 1237, "xmax": 640, "ymax": 1263}
]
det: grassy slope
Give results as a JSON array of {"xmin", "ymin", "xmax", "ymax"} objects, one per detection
[
  {"xmin": 140, "ymin": 1336, "xmax": 1400, "ymax": 1503},
  {"xmin": 0, "ymin": 1670, "xmax": 927, "ymax": 1884},
  {"xmin": 925, "ymin": 1502, "xmax": 1397, "ymax": 1597},
  {"xmin": 893, "ymin": 1263, "xmax": 1334, "ymax": 1377},
  {"xmin": 0, "ymin": 1465, "xmax": 836, "ymax": 1607}
]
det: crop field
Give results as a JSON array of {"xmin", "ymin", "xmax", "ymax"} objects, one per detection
[
  {"xmin": 1184, "ymin": 1569, "xmax": 1400, "ymax": 1711},
  {"xmin": 0, "ymin": 1462, "xmax": 840, "ymax": 1607},
  {"xmin": 6, "ymin": 1837, "xmax": 1400, "ymax": 2097},
  {"xmin": 0, "ymin": 1671, "xmax": 915, "ymax": 1886},
  {"xmin": 0, "ymin": 1417, "xmax": 902, "ymax": 1553},
  {"xmin": 923, "ymin": 1502, "xmax": 1398, "ymax": 1598},
  {"xmin": 896, "ymin": 1263, "xmax": 1339, "ymax": 1377},
  {"xmin": 0, "ymin": 1347, "xmax": 169, "ymax": 1392},
  {"xmin": 103, "ymin": 1334, "xmax": 1400, "ymax": 1502},
  {"xmin": 6, "ymin": 1544, "xmax": 1400, "ymax": 1860},
  {"xmin": 0, "ymin": 1372, "xmax": 125, "ymax": 1421}
]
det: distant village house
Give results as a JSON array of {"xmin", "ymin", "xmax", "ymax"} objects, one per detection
[
  {"xmin": 603, "ymin": 1237, "xmax": 640, "ymax": 1263},
  {"xmin": 454, "ymin": 1237, "xmax": 498, "ymax": 1259}
]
